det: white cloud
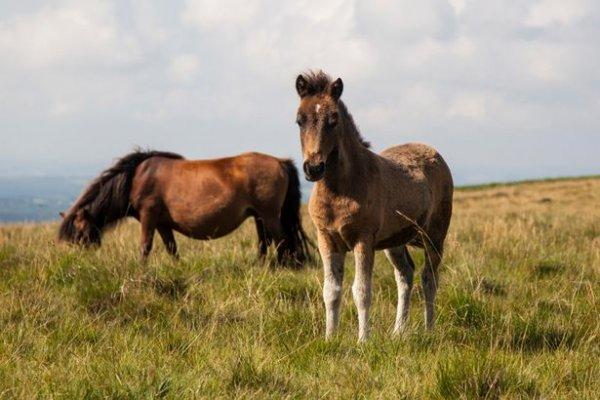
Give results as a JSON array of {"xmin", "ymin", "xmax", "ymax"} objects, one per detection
[
  {"xmin": 243, "ymin": 1, "xmax": 376, "ymax": 81},
  {"xmin": 404, "ymin": 83, "xmax": 441, "ymax": 110},
  {"xmin": 516, "ymin": 41, "xmax": 585, "ymax": 84},
  {"xmin": 526, "ymin": 0, "xmax": 590, "ymax": 27},
  {"xmin": 130, "ymin": 0, "xmax": 170, "ymax": 45},
  {"xmin": 360, "ymin": 0, "xmax": 454, "ymax": 39},
  {"xmin": 167, "ymin": 54, "xmax": 200, "ymax": 83},
  {"xmin": 182, "ymin": 0, "xmax": 260, "ymax": 27},
  {"xmin": 48, "ymin": 98, "xmax": 81, "ymax": 117},
  {"xmin": 448, "ymin": 0, "xmax": 467, "ymax": 16},
  {"xmin": 525, "ymin": 49, "xmax": 564, "ymax": 83},
  {"xmin": 0, "ymin": 1, "xmax": 140, "ymax": 70},
  {"xmin": 448, "ymin": 93, "xmax": 487, "ymax": 120}
]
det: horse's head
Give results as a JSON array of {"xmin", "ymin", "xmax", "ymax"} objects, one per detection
[
  {"xmin": 295, "ymin": 72, "xmax": 344, "ymax": 182},
  {"xmin": 58, "ymin": 208, "xmax": 101, "ymax": 247}
]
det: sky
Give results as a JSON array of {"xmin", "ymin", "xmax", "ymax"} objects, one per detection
[{"xmin": 0, "ymin": 0, "xmax": 598, "ymax": 184}]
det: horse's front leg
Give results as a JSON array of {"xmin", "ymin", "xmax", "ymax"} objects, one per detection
[
  {"xmin": 139, "ymin": 211, "xmax": 156, "ymax": 262},
  {"xmin": 317, "ymin": 231, "xmax": 345, "ymax": 340},
  {"xmin": 352, "ymin": 240, "xmax": 375, "ymax": 343}
]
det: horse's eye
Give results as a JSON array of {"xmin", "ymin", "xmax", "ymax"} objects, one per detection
[
  {"xmin": 296, "ymin": 115, "xmax": 305, "ymax": 126},
  {"xmin": 326, "ymin": 113, "xmax": 338, "ymax": 129}
]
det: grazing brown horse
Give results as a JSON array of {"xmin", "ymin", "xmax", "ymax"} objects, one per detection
[
  {"xmin": 295, "ymin": 71, "xmax": 453, "ymax": 341},
  {"xmin": 58, "ymin": 150, "xmax": 310, "ymax": 264}
]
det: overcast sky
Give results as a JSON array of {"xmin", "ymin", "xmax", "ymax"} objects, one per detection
[{"xmin": 0, "ymin": 0, "xmax": 598, "ymax": 184}]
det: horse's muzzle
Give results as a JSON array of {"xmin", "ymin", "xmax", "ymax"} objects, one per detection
[{"xmin": 303, "ymin": 161, "xmax": 325, "ymax": 182}]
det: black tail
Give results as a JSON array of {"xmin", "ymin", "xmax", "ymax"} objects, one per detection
[
  {"xmin": 58, "ymin": 149, "xmax": 183, "ymax": 243},
  {"xmin": 279, "ymin": 159, "xmax": 313, "ymax": 266}
]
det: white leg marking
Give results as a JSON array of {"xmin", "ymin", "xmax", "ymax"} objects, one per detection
[
  {"xmin": 352, "ymin": 242, "xmax": 374, "ymax": 343},
  {"xmin": 318, "ymin": 234, "xmax": 344, "ymax": 339}
]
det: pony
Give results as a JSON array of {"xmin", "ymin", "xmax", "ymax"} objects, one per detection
[
  {"xmin": 58, "ymin": 150, "xmax": 310, "ymax": 265},
  {"xmin": 294, "ymin": 71, "xmax": 453, "ymax": 341}
]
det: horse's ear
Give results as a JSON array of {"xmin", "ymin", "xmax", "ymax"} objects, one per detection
[
  {"xmin": 296, "ymin": 75, "xmax": 309, "ymax": 98},
  {"xmin": 329, "ymin": 78, "xmax": 343, "ymax": 101},
  {"xmin": 59, "ymin": 212, "xmax": 65, "ymax": 218}
]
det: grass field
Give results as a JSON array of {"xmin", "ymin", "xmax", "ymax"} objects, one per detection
[{"xmin": 0, "ymin": 177, "xmax": 598, "ymax": 399}]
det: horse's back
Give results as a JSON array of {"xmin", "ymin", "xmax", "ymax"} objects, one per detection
[
  {"xmin": 380, "ymin": 143, "xmax": 452, "ymax": 185},
  {"xmin": 135, "ymin": 152, "xmax": 283, "ymax": 190},
  {"xmin": 381, "ymin": 143, "xmax": 442, "ymax": 171},
  {"xmin": 134, "ymin": 151, "xmax": 285, "ymax": 191},
  {"xmin": 233, "ymin": 152, "xmax": 286, "ymax": 179}
]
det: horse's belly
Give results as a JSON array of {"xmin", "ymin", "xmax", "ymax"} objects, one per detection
[
  {"xmin": 373, "ymin": 205, "xmax": 427, "ymax": 249},
  {"xmin": 171, "ymin": 203, "xmax": 249, "ymax": 240},
  {"xmin": 374, "ymin": 226, "xmax": 418, "ymax": 250}
]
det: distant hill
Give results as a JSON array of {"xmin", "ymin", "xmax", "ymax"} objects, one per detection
[{"xmin": 0, "ymin": 176, "xmax": 89, "ymax": 222}]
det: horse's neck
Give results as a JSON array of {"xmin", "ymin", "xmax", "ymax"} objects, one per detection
[
  {"xmin": 319, "ymin": 126, "xmax": 376, "ymax": 195},
  {"xmin": 89, "ymin": 204, "xmax": 126, "ymax": 232}
]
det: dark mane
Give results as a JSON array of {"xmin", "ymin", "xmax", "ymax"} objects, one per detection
[
  {"xmin": 337, "ymin": 101, "xmax": 371, "ymax": 149},
  {"xmin": 299, "ymin": 70, "xmax": 370, "ymax": 149},
  {"xmin": 58, "ymin": 149, "xmax": 184, "ymax": 241}
]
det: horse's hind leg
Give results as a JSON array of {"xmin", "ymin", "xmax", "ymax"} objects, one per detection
[
  {"xmin": 158, "ymin": 226, "xmax": 178, "ymax": 259},
  {"xmin": 254, "ymin": 217, "xmax": 271, "ymax": 259},
  {"xmin": 262, "ymin": 216, "xmax": 285, "ymax": 264},
  {"xmin": 384, "ymin": 246, "xmax": 415, "ymax": 335},
  {"xmin": 422, "ymin": 239, "xmax": 443, "ymax": 330}
]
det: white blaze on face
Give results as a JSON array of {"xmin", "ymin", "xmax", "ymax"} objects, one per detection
[{"xmin": 315, "ymin": 103, "xmax": 321, "ymax": 113}]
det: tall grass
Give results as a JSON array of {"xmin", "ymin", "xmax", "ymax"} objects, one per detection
[{"xmin": 0, "ymin": 177, "xmax": 598, "ymax": 398}]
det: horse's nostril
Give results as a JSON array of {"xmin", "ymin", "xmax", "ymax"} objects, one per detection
[
  {"xmin": 314, "ymin": 162, "xmax": 325, "ymax": 174},
  {"xmin": 303, "ymin": 161, "xmax": 311, "ymax": 175}
]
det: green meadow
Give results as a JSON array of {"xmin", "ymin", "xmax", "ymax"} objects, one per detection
[{"xmin": 0, "ymin": 177, "xmax": 598, "ymax": 399}]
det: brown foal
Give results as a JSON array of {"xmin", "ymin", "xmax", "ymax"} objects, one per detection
[{"xmin": 295, "ymin": 71, "xmax": 453, "ymax": 341}]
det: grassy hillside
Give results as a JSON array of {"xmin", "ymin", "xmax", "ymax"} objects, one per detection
[{"xmin": 0, "ymin": 177, "xmax": 598, "ymax": 398}]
